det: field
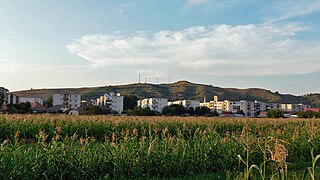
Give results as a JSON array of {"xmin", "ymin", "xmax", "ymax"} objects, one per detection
[{"xmin": 0, "ymin": 114, "xmax": 319, "ymax": 179}]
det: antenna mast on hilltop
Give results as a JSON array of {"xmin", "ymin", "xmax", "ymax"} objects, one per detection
[{"xmin": 139, "ymin": 73, "xmax": 141, "ymax": 83}]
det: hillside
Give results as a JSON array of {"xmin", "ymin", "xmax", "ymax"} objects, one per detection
[{"xmin": 12, "ymin": 81, "xmax": 320, "ymax": 107}]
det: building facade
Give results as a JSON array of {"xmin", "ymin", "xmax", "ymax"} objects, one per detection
[
  {"xmin": 53, "ymin": 94, "xmax": 81, "ymax": 109},
  {"xmin": 137, "ymin": 98, "xmax": 168, "ymax": 112},
  {"xmin": 7, "ymin": 93, "xmax": 19, "ymax": 105},
  {"xmin": 0, "ymin": 87, "xmax": 9, "ymax": 105},
  {"xmin": 168, "ymin": 100, "xmax": 200, "ymax": 109},
  {"xmin": 96, "ymin": 92, "xmax": 124, "ymax": 113},
  {"xmin": 19, "ymin": 97, "xmax": 43, "ymax": 105}
]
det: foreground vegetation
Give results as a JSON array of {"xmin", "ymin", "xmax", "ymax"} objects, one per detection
[{"xmin": 0, "ymin": 114, "xmax": 319, "ymax": 179}]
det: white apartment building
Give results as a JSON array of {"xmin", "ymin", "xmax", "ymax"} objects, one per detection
[
  {"xmin": 7, "ymin": 93, "xmax": 19, "ymax": 105},
  {"xmin": 53, "ymin": 94, "xmax": 81, "ymax": 109},
  {"xmin": 266, "ymin": 103, "xmax": 281, "ymax": 110},
  {"xmin": 96, "ymin": 92, "xmax": 124, "ymax": 113},
  {"xmin": 240, "ymin": 100, "xmax": 255, "ymax": 117},
  {"xmin": 0, "ymin": 87, "xmax": 9, "ymax": 105},
  {"xmin": 168, "ymin": 100, "xmax": 200, "ymax": 109},
  {"xmin": 137, "ymin": 98, "xmax": 168, "ymax": 112},
  {"xmin": 199, "ymin": 102, "xmax": 211, "ymax": 109},
  {"xmin": 19, "ymin": 97, "xmax": 43, "ymax": 105},
  {"xmin": 280, "ymin": 103, "xmax": 311, "ymax": 112}
]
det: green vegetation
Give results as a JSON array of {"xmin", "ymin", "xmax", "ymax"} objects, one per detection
[
  {"xmin": 0, "ymin": 93, "xmax": 4, "ymax": 107},
  {"xmin": 0, "ymin": 115, "xmax": 319, "ymax": 179},
  {"xmin": 43, "ymin": 97, "xmax": 53, "ymax": 108},
  {"xmin": 267, "ymin": 109, "xmax": 284, "ymax": 118},
  {"xmin": 162, "ymin": 104, "xmax": 187, "ymax": 116},
  {"xmin": 123, "ymin": 95, "xmax": 138, "ymax": 110},
  {"xmin": 5, "ymin": 102, "xmax": 32, "ymax": 114},
  {"xmin": 298, "ymin": 111, "xmax": 320, "ymax": 118}
]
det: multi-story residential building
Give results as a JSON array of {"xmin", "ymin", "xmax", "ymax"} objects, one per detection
[
  {"xmin": 7, "ymin": 93, "xmax": 19, "ymax": 104},
  {"xmin": 240, "ymin": 100, "xmax": 255, "ymax": 117},
  {"xmin": 137, "ymin": 98, "xmax": 168, "ymax": 112},
  {"xmin": 266, "ymin": 103, "xmax": 281, "ymax": 110},
  {"xmin": 19, "ymin": 97, "xmax": 43, "ymax": 105},
  {"xmin": 199, "ymin": 101, "xmax": 211, "ymax": 109},
  {"xmin": 168, "ymin": 100, "xmax": 200, "ymax": 109},
  {"xmin": 0, "ymin": 87, "xmax": 9, "ymax": 105},
  {"xmin": 254, "ymin": 101, "xmax": 267, "ymax": 115},
  {"xmin": 53, "ymin": 94, "xmax": 81, "ymax": 109},
  {"xmin": 96, "ymin": 92, "xmax": 124, "ymax": 113},
  {"xmin": 280, "ymin": 103, "xmax": 311, "ymax": 112}
]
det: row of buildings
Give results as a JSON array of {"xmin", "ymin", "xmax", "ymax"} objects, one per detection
[
  {"xmin": 0, "ymin": 87, "xmax": 124, "ymax": 114},
  {"xmin": 0, "ymin": 86, "xmax": 315, "ymax": 116},
  {"xmin": 137, "ymin": 96, "xmax": 311, "ymax": 117}
]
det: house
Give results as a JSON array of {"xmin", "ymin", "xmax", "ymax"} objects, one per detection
[
  {"xmin": 48, "ymin": 105, "xmax": 65, "ymax": 113},
  {"xmin": 53, "ymin": 94, "xmax": 81, "ymax": 109},
  {"xmin": 96, "ymin": 92, "xmax": 124, "ymax": 113},
  {"xmin": 304, "ymin": 108, "xmax": 320, "ymax": 113},
  {"xmin": 31, "ymin": 102, "xmax": 48, "ymax": 113},
  {"xmin": 137, "ymin": 98, "xmax": 168, "ymax": 113}
]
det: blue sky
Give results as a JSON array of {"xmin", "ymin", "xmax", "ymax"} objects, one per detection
[{"xmin": 1, "ymin": 0, "xmax": 320, "ymax": 95}]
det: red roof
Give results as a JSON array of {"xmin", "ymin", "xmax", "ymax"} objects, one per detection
[
  {"xmin": 304, "ymin": 108, "xmax": 320, "ymax": 113},
  {"xmin": 31, "ymin": 103, "xmax": 48, "ymax": 112}
]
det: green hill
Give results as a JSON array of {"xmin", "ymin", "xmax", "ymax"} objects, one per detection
[{"xmin": 12, "ymin": 81, "xmax": 320, "ymax": 107}]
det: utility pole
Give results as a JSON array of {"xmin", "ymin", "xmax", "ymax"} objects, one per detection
[
  {"xmin": 139, "ymin": 73, "xmax": 141, "ymax": 83},
  {"xmin": 169, "ymin": 76, "xmax": 170, "ymax": 84}
]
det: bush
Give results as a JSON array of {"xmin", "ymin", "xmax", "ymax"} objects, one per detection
[{"xmin": 266, "ymin": 109, "xmax": 284, "ymax": 118}]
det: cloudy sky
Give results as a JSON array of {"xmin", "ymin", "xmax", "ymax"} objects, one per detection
[{"xmin": 1, "ymin": 0, "xmax": 320, "ymax": 95}]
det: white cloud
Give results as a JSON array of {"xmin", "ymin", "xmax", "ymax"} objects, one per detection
[
  {"xmin": 67, "ymin": 23, "xmax": 320, "ymax": 77},
  {"xmin": 187, "ymin": 0, "xmax": 209, "ymax": 6},
  {"xmin": 267, "ymin": 0, "xmax": 320, "ymax": 22}
]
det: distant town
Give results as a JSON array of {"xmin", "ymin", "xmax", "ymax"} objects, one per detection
[{"xmin": 1, "ymin": 86, "xmax": 319, "ymax": 118}]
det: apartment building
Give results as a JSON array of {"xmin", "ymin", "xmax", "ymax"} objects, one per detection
[
  {"xmin": 240, "ymin": 100, "xmax": 255, "ymax": 117},
  {"xmin": 280, "ymin": 103, "xmax": 311, "ymax": 112},
  {"xmin": 53, "ymin": 94, "xmax": 81, "ymax": 109},
  {"xmin": 96, "ymin": 92, "xmax": 124, "ymax": 113},
  {"xmin": 198, "ymin": 95, "xmax": 312, "ymax": 117},
  {"xmin": 168, "ymin": 100, "xmax": 200, "ymax": 109},
  {"xmin": 7, "ymin": 93, "xmax": 19, "ymax": 105},
  {"xmin": 0, "ymin": 87, "xmax": 9, "ymax": 105},
  {"xmin": 19, "ymin": 97, "xmax": 43, "ymax": 105},
  {"xmin": 137, "ymin": 98, "xmax": 168, "ymax": 112}
]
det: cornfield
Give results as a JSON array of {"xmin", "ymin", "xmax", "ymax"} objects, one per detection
[{"xmin": 0, "ymin": 114, "xmax": 319, "ymax": 179}]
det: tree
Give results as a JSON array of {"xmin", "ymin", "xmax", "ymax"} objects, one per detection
[
  {"xmin": 170, "ymin": 104, "xmax": 186, "ymax": 116},
  {"xmin": 186, "ymin": 107, "xmax": 195, "ymax": 116},
  {"xmin": 267, "ymin": 109, "xmax": 284, "ymax": 118},
  {"xmin": 43, "ymin": 97, "xmax": 53, "ymax": 108},
  {"xmin": 9, "ymin": 102, "xmax": 32, "ymax": 114},
  {"xmin": 162, "ymin": 104, "xmax": 186, "ymax": 116},
  {"xmin": 123, "ymin": 95, "xmax": 138, "ymax": 110},
  {"xmin": 195, "ymin": 106, "xmax": 211, "ymax": 116},
  {"xmin": 0, "ymin": 93, "xmax": 4, "ymax": 108},
  {"xmin": 162, "ymin": 106, "xmax": 177, "ymax": 116},
  {"xmin": 83, "ymin": 106, "xmax": 104, "ymax": 115}
]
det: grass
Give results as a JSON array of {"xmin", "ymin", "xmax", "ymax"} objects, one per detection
[{"xmin": 0, "ymin": 114, "xmax": 319, "ymax": 179}]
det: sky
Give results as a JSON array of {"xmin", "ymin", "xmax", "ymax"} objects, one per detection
[{"xmin": 0, "ymin": 0, "xmax": 320, "ymax": 95}]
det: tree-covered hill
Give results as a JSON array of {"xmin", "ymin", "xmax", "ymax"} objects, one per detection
[{"xmin": 12, "ymin": 81, "xmax": 320, "ymax": 107}]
